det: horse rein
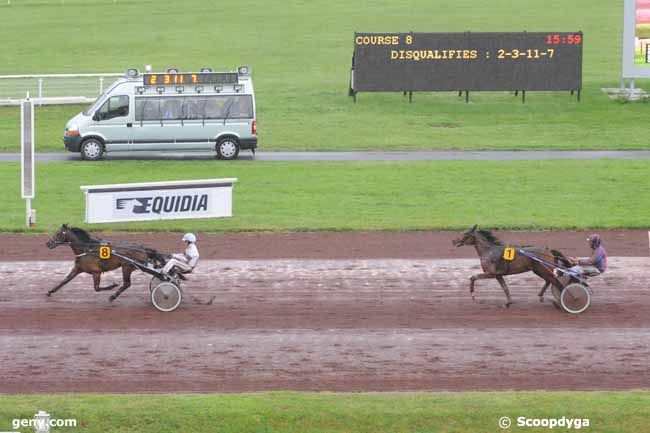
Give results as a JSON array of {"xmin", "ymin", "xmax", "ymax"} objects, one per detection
[
  {"xmin": 48, "ymin": 238, "xmax": 170, "ymax": 268},
  {"xmin": 48, "ymin": 239, "xmax": 163, "ymax": 255}
]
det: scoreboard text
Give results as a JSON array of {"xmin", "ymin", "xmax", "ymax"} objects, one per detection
[
  {"xmin": 143, "ymin": 72, "xmax": 239, "ymax": 86},
  {"xmin": 351, "ymin": 32, "xmax": 583, "ymax": 93}
]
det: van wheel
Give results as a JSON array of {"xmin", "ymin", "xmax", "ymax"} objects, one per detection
[
  {"xmin": 216, "ymin": 137, "xmax": 240, "ymax": 160},
  {"xmin": 81, "ymin": 138, "xmax": 104, "ymax": 161}
]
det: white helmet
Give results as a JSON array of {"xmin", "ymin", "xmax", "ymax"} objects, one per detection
[{"xmin": 182, "ymin": 233, "xmax": 196, "ymax": 243}]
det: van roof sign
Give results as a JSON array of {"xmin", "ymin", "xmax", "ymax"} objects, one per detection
[{"xmin": 143, "ymin": 72, "xmax": 238, "ymax": 86}]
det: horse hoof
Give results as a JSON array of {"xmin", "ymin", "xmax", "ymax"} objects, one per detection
[
  {"xmin": 539, "ymin": 296, "xmax": 544, "ymax": 303},
  {"xmin": 109, "ymin": 295, "xmax": 116, "ymax": 302},
  {"xmin": 46, "ymin": 292, "xmax": 52, "ymax": 297}
]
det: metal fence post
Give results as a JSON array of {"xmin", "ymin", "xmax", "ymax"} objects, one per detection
[
  {"xmin": 21, "ymin": 94, "xmax": 36, "ymax": 228},
  {"xmin": 38, "ymin": 78, "xmax": 43, "ymax": 106}
]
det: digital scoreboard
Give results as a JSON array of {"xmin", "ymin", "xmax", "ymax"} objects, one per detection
[
  {"xmin": 351, "ymin": 32, "xmax": 582, "ymax": 94},
  {"xmin": 143, "ymin": 72, "xmax": 238, "ymax": 86}
]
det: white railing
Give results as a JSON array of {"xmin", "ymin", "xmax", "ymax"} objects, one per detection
[{"xmin": 0, "ymin": 73, "xmax": 122, "ymax": 106}]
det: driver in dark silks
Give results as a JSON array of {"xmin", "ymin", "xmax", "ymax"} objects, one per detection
[{"xmin": 569, "ymin": 234, "xmax": 607, "ymax": 277}]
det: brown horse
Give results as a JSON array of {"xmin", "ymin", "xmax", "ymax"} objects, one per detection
[
  {"xmin": 46, "ymin": 224, "xmax": 168, "ymax": 302},
  {"xmin": 452, "ymin": 225, "xmax": 570, "ymax": 307}
]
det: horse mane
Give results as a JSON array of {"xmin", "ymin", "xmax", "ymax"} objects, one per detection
[
  {"xmin": 70, "ymin": 227, "xmax": 99, "ymax": 244},
  {"xmin": 476, "ymin": 229, "xmax": 504, "ymax": 245},
  {"xmin": 551, "ymin": 249, "xmax": 572, "ymax": 267}
]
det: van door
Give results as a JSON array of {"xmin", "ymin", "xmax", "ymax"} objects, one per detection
[
  {"xmin": 175, "ymin": 96, "xmax": 214, "ymax": 150},
  {"xmin": 193, "ymin": 94, "xmax": 253, "ymax": 150},
  {"xmin": 132, "ymin": 96, "xmax": 207, "ymax": 151},
  {"xmin": 132, "ymin": 97, "xmax": 164, "ymax": 151},
  {"xmin": 165, "ymin": 97, "xmax": 207, "ymax": 150},
  {"xmin": 221, "ymin": 94, "xmax": 254, "ymax": 140},
  {"xmin": 91, "ymin": 95, "xmax": 132, "ymax": 151}
]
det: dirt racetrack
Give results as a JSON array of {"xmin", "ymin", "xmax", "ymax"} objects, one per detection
[{"xmin": 0, "ymin": 230, "xmax": 649, "ymax": 393}]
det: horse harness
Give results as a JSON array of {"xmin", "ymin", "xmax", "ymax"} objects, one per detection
[{"xmin": 52, "ymin": 240, "xmax": 158, "ymax": 272}]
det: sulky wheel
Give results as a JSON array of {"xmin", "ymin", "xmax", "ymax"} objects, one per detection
[
  {"xmin": 560, "ymin": 283, "xmax": 591, "ymax": 314},
  {"xmin": 551, "ymin": 285, "xmax": 562, "ymax": 303},
  {"xmin": 151, "ymin": 282, "xmax": 182, "ymax": 312},
  {"xmin": 149, "ymin": 276, "xmax": 162, "ymax": 292}
]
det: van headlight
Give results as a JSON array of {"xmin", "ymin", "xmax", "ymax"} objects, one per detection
[{"xmin": 66, "ymin": 124, "xmax": 80, "ymax": 136}]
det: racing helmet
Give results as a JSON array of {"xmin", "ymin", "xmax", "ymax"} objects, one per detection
[
  {"xmin": 182, "ymin": 233, "xmax": 197, "ymax": 243},
  {"xmin": 587, "ymin": 234, "xmax": 601, "ymax": 249}
]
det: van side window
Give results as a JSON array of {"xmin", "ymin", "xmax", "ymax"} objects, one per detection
[
  {"xmin": 133, "ymin": 95, "xmax": 253, "ymax": 121},
  {"xmin": 229, "ymin": 95, "xmax": 253, "ymax": 118},
  {"xmin": 183, "ymin": 97, "xmax": 207, "ymax": 120},
  {"xmin": 135, "ymin": 98, "xmax": 161, "ymax": 121},
  {"xmin": 97, "ymin": 95, "xmax": 129, "ymax": 120},
  {"xmin": 203, "ymin": 97, "xmax": 225, "ymax": 119},
  {"xmin": 203, "ymin": 95, "xmax": 253, "ymax": 119},
  {"xmin": 161, "ymin": 98, "xmax": 183, "ymax": 120}
]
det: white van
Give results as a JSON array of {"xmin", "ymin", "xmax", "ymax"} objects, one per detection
[{"xmin": 64, "ymin": 67, "xmax": 257, "ymax": 160}]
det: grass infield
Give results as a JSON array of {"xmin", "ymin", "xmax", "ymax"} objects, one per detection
[
  {"xmin": 1, "ymin": 0, "xmax": 650, "ymax": 152},
  {"xmin": 0, "ymin": 392, "xmax": 648, "ymax": 433},
  {"xmin": 1, "ymin": 160, "xmax": 648, "ymax": 233}
]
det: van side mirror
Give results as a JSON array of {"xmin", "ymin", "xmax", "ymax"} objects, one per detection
[{"xmin": 92, "ymin": 112, "xmax": 100, "ymax": 121}]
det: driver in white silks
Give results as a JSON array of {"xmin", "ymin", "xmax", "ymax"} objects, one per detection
[{"xmin": 161, "ymin": 233, "xmax": 200, "ymax": 277}]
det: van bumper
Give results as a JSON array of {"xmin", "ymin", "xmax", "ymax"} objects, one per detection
[
  {"xmin": 63, "ymin": 134, "xmax": 83, "ymax": 152},
  {"xmin": 240, "ymin": 137, "xmax": 258, "ymax": 150}
]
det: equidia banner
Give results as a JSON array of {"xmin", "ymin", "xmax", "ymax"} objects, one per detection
[{"xmin": 80, "ymin": 179, "xmax": 237, "ymax": 223}]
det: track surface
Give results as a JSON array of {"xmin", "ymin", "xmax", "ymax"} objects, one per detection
[{"xmin": 0, "ymin": 231, "xmax": 649, "ymax": 393}]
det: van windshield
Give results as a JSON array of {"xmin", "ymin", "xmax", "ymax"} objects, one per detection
[
  {"xmin": 82, "ymin": 93, "xmax": 108, "ymax": 116},
  {"xmin": 82, "ymin": 80, "xmax": 123, "ymax": 116}
]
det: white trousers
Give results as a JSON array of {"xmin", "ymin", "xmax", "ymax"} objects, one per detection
[
  {"xmin": 569, "ymin": 265, "xmax": 600, "ymax": 277},
  {"xmin": 162, "ymin": 259, "xmax": 193, "ymax": 275}
]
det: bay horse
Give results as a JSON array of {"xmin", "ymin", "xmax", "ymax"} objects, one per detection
[
  {"xmin": 46, "ymin": 224, "xmax": 168, "ymax": 302},
  {"xmin": 452, "ymin": 225, "xmax": 571, "ymax": 307}
]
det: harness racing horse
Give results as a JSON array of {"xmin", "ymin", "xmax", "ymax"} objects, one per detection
[
  {"xmin": 452, "ymin": 225, "xmax": 571, "ymax": 307},
  {"xmin": 46, "ymin": 224, "xmax": 169, "ymax": 302}
]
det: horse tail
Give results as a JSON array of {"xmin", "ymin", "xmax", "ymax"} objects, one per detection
[
  {"xmin": 550, "ymin": 249, "xmax": 572, "ymax": 268},
  {"xmin": 145, "ymin": 247, "xmax": 169, "ymax": 267}
]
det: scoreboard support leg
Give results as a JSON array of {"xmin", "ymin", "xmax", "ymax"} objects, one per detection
[
  {"xmin": 465, "ymin": 91, "xmax": 469, "ymax": 103},
  {"xmin": 352, "ymin": 91, "xmax": 357, "ymax": 103},
  {"xmin": 408, "ymin": 91, "xmax": 413, "ymax": 103},
  {"xmin": 458, "ymin": 91, "xmax": 463, "ymax": 97},
  {"xmin": 521, "ymin": 90, "xmax": 526, "ymax": 104},
  {"xmin": 570, "ymin": 89, "xmax": 581, "ymax": 102}
]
